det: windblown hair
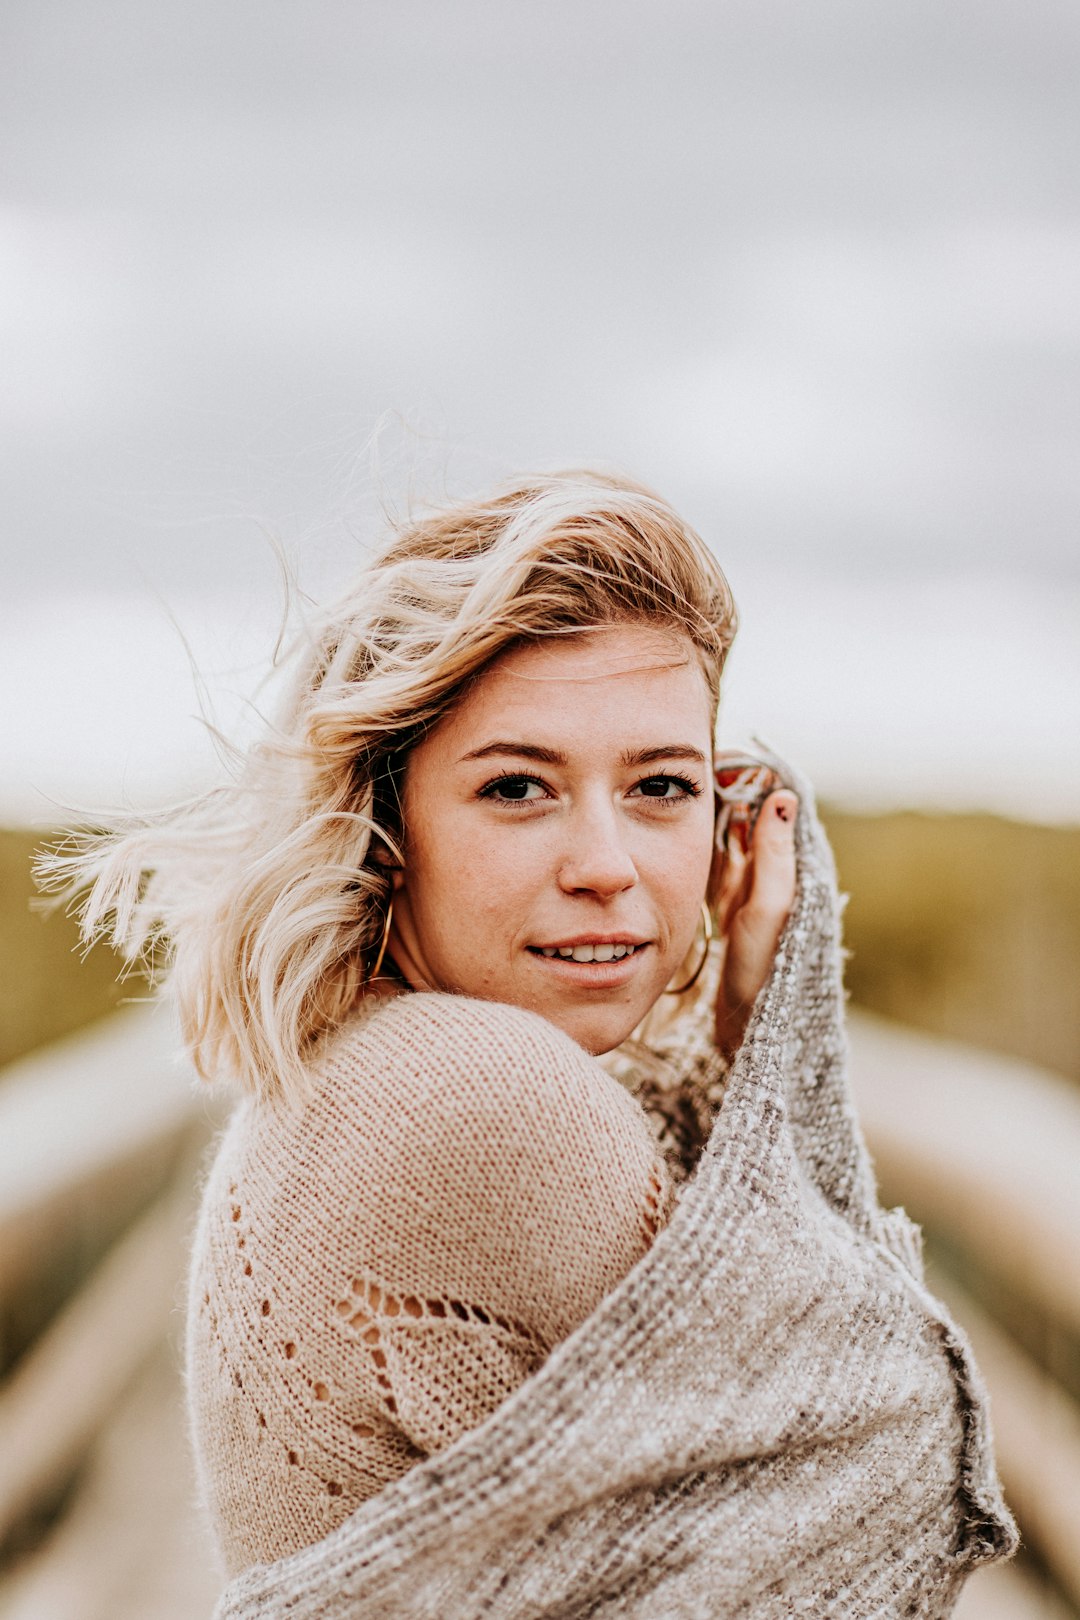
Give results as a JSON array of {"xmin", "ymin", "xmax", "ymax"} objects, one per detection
[{"xmin": 40, "ymin": 470, "xmax": 737, "ymax": 1100}]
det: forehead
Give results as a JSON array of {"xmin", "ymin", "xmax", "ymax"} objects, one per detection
[
  {"xmin": 439, "ymin": 624, "xmax": 713, "ymax": 744},
  {"xmin": 492, "ymin": 624, "xmax": 696, "ymax": 684}
]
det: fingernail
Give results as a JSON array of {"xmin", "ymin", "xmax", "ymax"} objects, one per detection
[{"xmin": 774, "ymin": 795, "xmax": 796, "ymax": 824}]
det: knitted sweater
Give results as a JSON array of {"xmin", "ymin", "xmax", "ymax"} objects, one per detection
[
  {"xmin": 187, "ymin": 990, "xmax": 682, "ymax": 1574},
  {"xmin": 187, "ymin": 768, "xmax": 1016, "ymax": 1618}
]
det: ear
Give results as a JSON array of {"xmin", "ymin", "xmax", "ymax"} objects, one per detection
[{"xmin": 368, "ymin": 838, "xmax": 406, "ymax": 894}]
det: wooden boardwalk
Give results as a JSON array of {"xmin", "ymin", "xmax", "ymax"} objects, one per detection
[{"xmin": 2, "ymin": 1006, "xmax": 1078, "ymax": 1617}]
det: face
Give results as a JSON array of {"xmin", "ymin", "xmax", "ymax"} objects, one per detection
[{"xmin": 386, "ymin": 623, "xmax": 717, "ymax": 1054}]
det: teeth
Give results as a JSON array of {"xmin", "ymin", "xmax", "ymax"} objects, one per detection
[{"xmin": 542, "ymin": 943, "xmax": 638, "ymax": 962}]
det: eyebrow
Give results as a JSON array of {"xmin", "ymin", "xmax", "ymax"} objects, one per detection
[{"xmin": 460, "ymin": 741, "xmax": 708, "ymax": 768}]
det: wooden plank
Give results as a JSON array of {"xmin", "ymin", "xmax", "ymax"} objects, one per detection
[
  {"xmin": 849, "ymin": 1009, "xmax": 1080, "ymax": 1335},
  {"xmin": 0, "ymin": 1344, "xmax": 221, "ymax": 1620},
  {"xmin": 955, "ymin": 1562, "xmax": 1075, "ymax": 1620},
  {"xmin": 935, "ymin": 1276, "xmax": 1080, "ymax": 1613},
  {"xmin": 0, "ymin": 1005, "xmax": 204, "ymax": 1301},
  {"xmin": 0, "ymin": 1180, "xmax": 194, "ymax": 1541}
]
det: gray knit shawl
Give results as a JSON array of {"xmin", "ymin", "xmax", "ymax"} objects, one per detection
[{"xmin": 213, "ymin": 764, "xmax": 1016, "ymax": 1619}]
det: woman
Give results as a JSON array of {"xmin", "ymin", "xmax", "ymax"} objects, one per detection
[{"xmin": 54, "ymin": 470, "xmax": 1015, "ymax": 1616}]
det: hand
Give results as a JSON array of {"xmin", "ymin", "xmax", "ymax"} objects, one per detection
[{"xmin": 712, "ymin": 788, "xmax": 798, "ymax": 1058}]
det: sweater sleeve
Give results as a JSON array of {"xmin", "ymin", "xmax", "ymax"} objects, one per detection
[{"xmin": 322, "ymin": 993, "xmax": 674, "ymax": 1459}]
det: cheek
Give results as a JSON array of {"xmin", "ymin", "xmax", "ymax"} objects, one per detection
[
  {"xmin": 453, "ymin": 841, "xmax": 537, "ymax": 927},
  {"xmin": 406, "ymin": 814, "xmax": 528, "ymax": 943},
  {"xmin": 669, "ymin": 816, "xmax": 718, "ymax": 935},
  {"xmin": 658, "ymin": 802, "xmax": 716, "ymax": 881}
]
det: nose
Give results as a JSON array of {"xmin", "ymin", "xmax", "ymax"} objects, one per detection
[{"xmin": 556, "ymin": 799, "xmax": 638, "ymax": 898}]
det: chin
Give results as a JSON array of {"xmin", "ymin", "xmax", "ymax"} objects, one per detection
[{"xmin": 544, "ymin": 1003, "xmax": 641, "ymax": 1057}]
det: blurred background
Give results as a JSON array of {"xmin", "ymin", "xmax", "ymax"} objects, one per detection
[{"xmin": 1, "ymin": 2, "xmax": 1077, "ymax": 1615}]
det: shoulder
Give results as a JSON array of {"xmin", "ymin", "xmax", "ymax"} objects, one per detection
[
  {"xmin": 318, "ymin": 990, "xmax": 656, "ymax": 1161},
  {"xmin": 346, "ymin": 988, "xmax": 585, "ymax": 1054},
  {"xmin": 323, "ymin": 988, "xmax": 595, "ymax": 1079},
  {"xmin": 305, "ymin": 995, "xmax": 669, "ymax": 1349}
]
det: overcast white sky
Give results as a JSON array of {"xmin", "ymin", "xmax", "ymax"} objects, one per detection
[{"xmin": 2, "ymin": 0, "xmax": 1078, "ymax": 821}]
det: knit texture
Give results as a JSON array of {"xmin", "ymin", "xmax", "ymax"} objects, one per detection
[
  {"xmin": 188, "ymin": 993, "xmax": 674, "ymax": 1574},
  {"xmin": 187, "ymin": 760, "xmax": 1017, "ymax": 1618}
]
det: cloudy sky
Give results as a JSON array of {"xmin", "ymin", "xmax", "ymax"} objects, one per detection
[{"xmin": 2, "ymin": 0, "xmax": 1078, "ymax": 820}]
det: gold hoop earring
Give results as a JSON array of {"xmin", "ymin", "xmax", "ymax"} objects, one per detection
[
  {"xmin": 665, "ymin": 901, "xmax": 713, "ymax": 995},
  {"xmin": 368, "ymin": 897, "xmax": 394, "ymax": 982}
]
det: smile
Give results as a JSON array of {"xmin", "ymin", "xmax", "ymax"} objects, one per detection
[{"xmin": 530, "ymin": 942, "xmax": 645, "ymax": 963}]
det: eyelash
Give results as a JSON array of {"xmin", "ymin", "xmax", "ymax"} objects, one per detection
[{"xmin": 477, "ymin": 771, "xmax": 702, "ymax": 805}]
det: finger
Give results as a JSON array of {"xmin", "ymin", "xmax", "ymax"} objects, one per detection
[
  {"xmin": 741, "ymin": 790, "xmax": 797, "ymax": 927},
  {"xmin": 712, "ymin": 835, "xmax": 749, "ymax": 933},
  {"xmin": 714, "ymin": 791, "xmax": 798, "ymax": 1054},
  {"xmin": 718, "ymin": 791, "xmax": 797, "ymax": 1013}
]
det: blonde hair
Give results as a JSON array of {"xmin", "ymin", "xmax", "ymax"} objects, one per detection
[{"xmin": 41, "ymin": 470, "xmax": 737, "ymax": 1100}]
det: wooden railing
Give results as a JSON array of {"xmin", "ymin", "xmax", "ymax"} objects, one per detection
[
  {"xmin": 849, "ymin": 1011, "xmax": 1080, "ymax": 1618},
  {"xmin": 1, "ymin": 1006, "xmax": 1077, "ymax": 1617},
  {"xmin": 0, "ymin": 1008, "xmax": 222, "ymax": 1619}
]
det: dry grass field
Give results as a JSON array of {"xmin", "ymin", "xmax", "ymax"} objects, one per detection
[
  {"xmin": 4, "ymin": 809, "xmax": 1077, "ymax": 1083},
  {"xmin": 0, "ymin": 830, "xmax": 140, "ymax": 1071},
  {"xmin": 823, "ymin": 806, "xmax": 1080, "ymax": 1086}
]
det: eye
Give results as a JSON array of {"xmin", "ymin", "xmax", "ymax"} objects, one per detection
[
  {"xmin": 630, "ymin": 774, "xmax": 701, "ymax": 801},
  {"xmin": 478, "ymin": 772, "xmax": 550, "ymax": 804}
]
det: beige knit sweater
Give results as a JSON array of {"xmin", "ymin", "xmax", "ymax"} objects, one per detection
[
  {"xmin": 187, "ymin": 762, "xmax": 1016, "ymax": 1617},
  {"xmin": 187, "ymin": 989, "xmax": 686, "ymax": 1575}
]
